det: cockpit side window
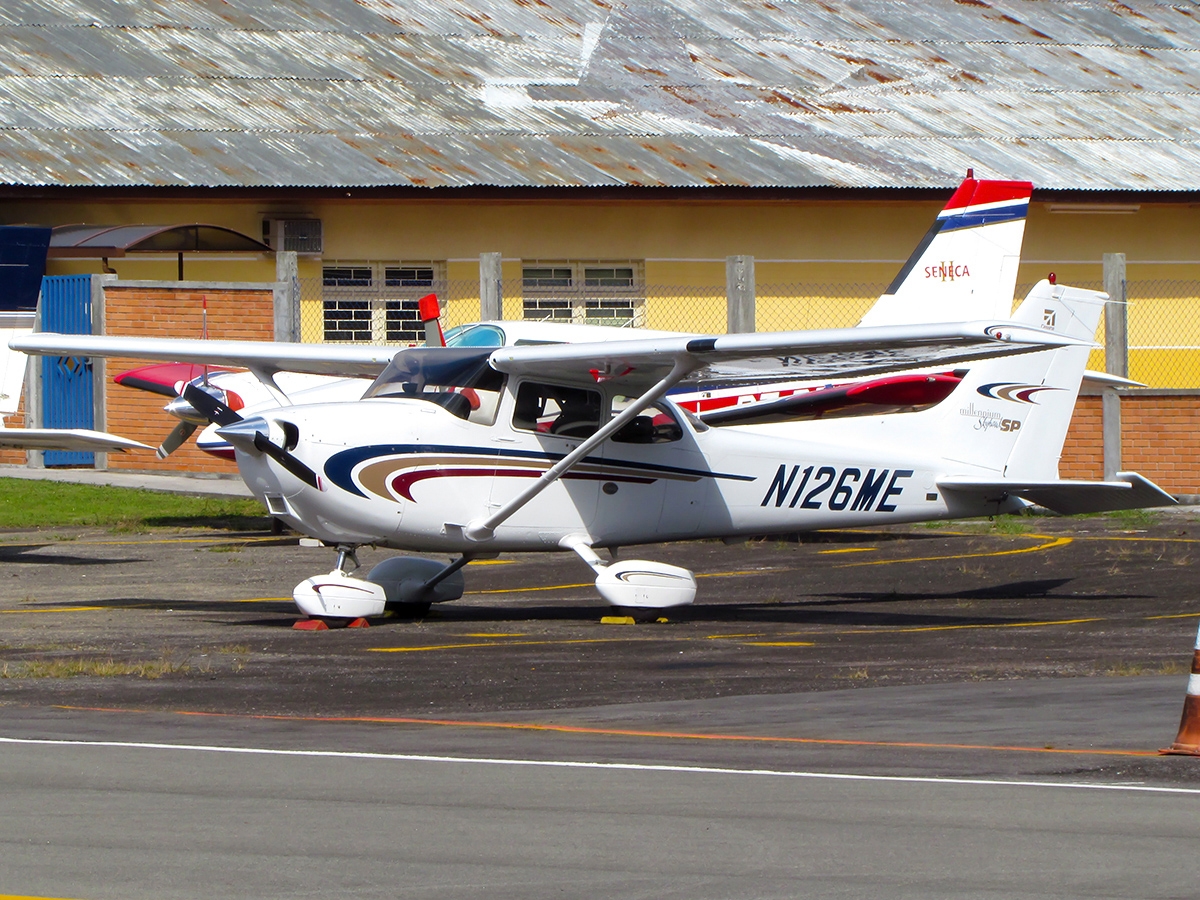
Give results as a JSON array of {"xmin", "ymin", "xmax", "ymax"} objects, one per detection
[
  {"xmin": 610, "ymin": 395, "xmax": 684, "ymax": 443},
  {"xmin": 512, "ymin": 382, "xmax": 603, "ymax": 439}
]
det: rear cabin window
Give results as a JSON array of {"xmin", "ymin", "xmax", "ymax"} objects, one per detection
[{"xmin": 512, "ymin": 383, "xmax": 602, "ymax": 439}]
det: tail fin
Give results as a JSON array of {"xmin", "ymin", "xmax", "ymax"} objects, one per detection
[
  {"xmin": 0, "ymin": 312, "xmax": 35, "ymax": 422},
  {"xmin": 858, "ymin": 174, "xmax": 1032, "ymax": 328},
  {"xmin": 930, "ymin": 280, "xmax": 1105, "ymax": 477}
]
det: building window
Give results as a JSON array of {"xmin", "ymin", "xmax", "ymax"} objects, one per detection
[
  {"xmin": 322, "ymin": 261, "xmax": 444, "ymax": 343},
  {"xmin": 522, "ymin": 260, "xmax": 644, "ymax": 327}
]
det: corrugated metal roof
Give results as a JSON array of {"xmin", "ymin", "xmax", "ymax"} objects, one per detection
[{"xmin": 2, "ymin": 0, "xmax": 1200, "ymax": 191}]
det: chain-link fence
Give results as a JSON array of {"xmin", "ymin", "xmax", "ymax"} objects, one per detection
[{"xmin": 297, "ymin": 274, "xmax": 1200, "ymax": 389}]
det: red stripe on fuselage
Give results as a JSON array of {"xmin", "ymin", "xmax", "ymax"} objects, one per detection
[{"xmin": 390, "ymin": 467, "xmax": 656, "ymax": 502}]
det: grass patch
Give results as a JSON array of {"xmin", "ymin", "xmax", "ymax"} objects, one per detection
[
  {"xmin": 1109, "ymin": 507, "xmax": 1159, "ymax": 529},
  {"xmin": 0, "ymin": 655, "xmax": 188, "ymax": 679},
  {"xmin": 0, "ymin": 478, "xmax": 268, "ymax": 531},
  {"xmin": 989, "ymin": 514, "xmax": 1032, "ymax": 535}
]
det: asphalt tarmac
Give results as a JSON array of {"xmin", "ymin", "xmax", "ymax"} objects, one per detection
[{"xmin": 2, "ymin": 511, "xmax": 1199, "ymax": 897}]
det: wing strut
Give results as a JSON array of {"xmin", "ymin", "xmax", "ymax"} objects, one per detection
[{"xmin": 463, "ymin": 358, "xmax": 696, "ymax": 542}]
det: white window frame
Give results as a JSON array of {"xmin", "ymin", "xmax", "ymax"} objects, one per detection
[
  {"xmin": 322, "ymin": 261, "xmax": 446, "ymax": 344},
  {"xmin": 521, "ymin": 260, "xmax": 645, "ymax": 327}
]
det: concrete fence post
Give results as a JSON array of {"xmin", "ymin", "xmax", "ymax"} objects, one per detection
[
  {"xmin": 274, "ymin": 250, "xmax": 299, "ymax": 341},
  {"xmin": 27, "ymin": 287, "xmax": 43, "ymax": 469},
  {"xmin": 726, "ymin": 255, "xmax": 755, "ymax": 334},
  {"xmin": 1102, "ymin": 253, "xmax": 1128, "ymax": 480},
  {"xmin": 91, "ymin": 274, "xmax": 108, "ymax": 470},
  {"xmin": 480, "ymin": 252, "xmax": 503, "ymax": 321}
]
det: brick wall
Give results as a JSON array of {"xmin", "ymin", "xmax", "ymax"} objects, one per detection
[
  {"xmin": 1060, "ymin": 395, "xmax": 1103, "ymax": 481},
  {"xmin": 103, "ymin": 285, "xmax": 274, "ymax": 473},
  {"xmin": 1120, "ymin": 394, "xmax": 1200, "ymax": 495},
  {"xmin": 1058, "ymin": 393, "xmax": 1200, "ymax": 495},
  {"xmin": 0, "ymin": 396, "xmax": 28, "ymax": 465}
]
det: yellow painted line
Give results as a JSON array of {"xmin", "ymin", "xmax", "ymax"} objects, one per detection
[
  {"xmin": 1077, "ymin": 534, "xmax": 1200, "ymax": 543},
  {"xmin": 697, "ymin": 568, "xmax": 781, "ymax": 578},
  {"xmin": 877, "ymin": 616, "xmax": 1106, "ymax": 635},
  {"xmin": 0, "ymin": 894, "xmax": 87, "ymax": 900},
  {"xmin": 77, "ymin": 536, "xmax": 284, "ymax": 547},
  {"xmin": 466, "ymin": 581, "xmax": 592, "ymax": 595},
  {"xmin": 465, "ymin": 568, "xmax": 779, "ymax": 597},
  {"xmin": 368, "ymin": 637, "xmax": 644, "ymax": 653},
  {"xmin": 463, "ymin": 632, "xmax": 526, "ymax": 637},
  {"xmin": 818, "ymin": 547, "xmax": 876, "ymax": 555},
  {"xmin": 706, "ymin": 633, "xmax": 765, "ymax": 640},
  {"xmin": 367, "ymin": 609, "xmax": 1193, "ymax": 656},
  {"xmin": 0, "ymin": 606, "xmax": 104, "ymax": 614},
  {"xmin": 53, "ymin": 704, "xmax": 1161, "ymax": 759},
  {"xmin": 835, "ymin": 534, "xmax": 1072, "ymax": 568},
  {"xmin": 466, "ymin": 559, "xmax": 514, "ymax": 566}
]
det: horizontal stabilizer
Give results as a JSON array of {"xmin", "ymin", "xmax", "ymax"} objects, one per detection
[
  {"xmin": 938, "ymin": 472, "xmax": 1176, "ymax": 515},
  {"xmin": 1081, "ymin": 370, "xmax": 1144, "ymax": 389}
]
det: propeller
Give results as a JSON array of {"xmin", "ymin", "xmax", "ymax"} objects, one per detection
[
  {"xmin": 181, "ymin": 382, "xmax": 244, "ymax": 427},
  {"xmin": 153, "ymin": 380, "xmax": 243, "ymax": 459},
  {"xmin": 155, "ymin": 421, "xmax": 197, "ymax": 460},
  {"xmin": 190, "ymin": 381, "xmax": 320, "ymax": 490}
]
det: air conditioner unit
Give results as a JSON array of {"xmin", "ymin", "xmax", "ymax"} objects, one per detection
[{"xmin": 262, "ymin": 218, "xmax": 322, "ymax": 254}]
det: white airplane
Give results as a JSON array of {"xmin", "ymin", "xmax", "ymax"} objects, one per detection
[
  {"xmin": 0, "ymin": 314, "xmax": 148, "ymax": 453},
  {"xmin": 178, "ymin": 278, "xmax": 1167, "ymax": 621}
]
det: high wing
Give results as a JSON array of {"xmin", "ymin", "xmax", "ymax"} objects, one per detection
[
  {"xmin": 486, "ymin": 320, "xmax": 1086, "ymax": 391},
  {"xmin": 0, "ymin": 428, "xmax": 150, "ymax": 452},
  {"xmin": 9, "ymin": 334, "xmax": 396, "ymax": 379}
]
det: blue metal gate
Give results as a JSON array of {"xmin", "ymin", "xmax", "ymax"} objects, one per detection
[{"xmin": 39, "ymin": 274, "xmax": 94, "ymax": 466}]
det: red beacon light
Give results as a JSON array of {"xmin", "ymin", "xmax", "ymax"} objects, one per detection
[{"xmin": 1048, "ymin": 272, "xmax": 1057, "ymax": 285}]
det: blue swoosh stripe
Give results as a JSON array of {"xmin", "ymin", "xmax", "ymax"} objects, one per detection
[
  {"xmin": 323, "ymin": 443, "xmax": 755, "ymax": 498},
  {"xmin": 938, "ymin": 201, "xmax": 1028, "ymax": 232}
]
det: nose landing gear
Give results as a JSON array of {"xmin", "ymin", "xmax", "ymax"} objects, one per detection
[{"xmin": 292, "ymin": 546, "xmax": 468, "ymax": 628}]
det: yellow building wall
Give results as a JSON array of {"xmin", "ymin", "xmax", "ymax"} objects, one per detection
[{"xmin": 9, "ymin": 195, "xmax": 1200, "ymax": 383}]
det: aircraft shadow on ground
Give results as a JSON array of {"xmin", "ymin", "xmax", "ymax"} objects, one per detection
[
  {"xmin": 0, "ymin": 546, "xmax": 145, "ymax": 566},
  {"xmin": 28, "ymin": 577, "xmax": 1150, "ymax": 631},
  {"xmin": 807, "ymin": 577, "xmax": 1152, "ymax": 604},
  {"xmin": 31, "ymin": 597, "xmax": 295, "ymax": 614}
]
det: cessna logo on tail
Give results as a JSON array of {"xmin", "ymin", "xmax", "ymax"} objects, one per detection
[
  {"xmin": 977, "ymin": 382, "xmax": 1065, "ymax": 404},
  {"xmin": 925, "ymin": 261, "xmax": 970, "ymax": 281}
]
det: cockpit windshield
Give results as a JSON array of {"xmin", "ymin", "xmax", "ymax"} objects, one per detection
[{"xmin": 363, "ymin": 347, "xmax": 505, "ymax": 425}]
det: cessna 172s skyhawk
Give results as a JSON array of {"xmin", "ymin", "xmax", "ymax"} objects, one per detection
[{"xmin": 200, "ymin": 279, "xmax": 1171, "ymax": 618}]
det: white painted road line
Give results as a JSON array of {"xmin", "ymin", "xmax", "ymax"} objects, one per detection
[{"xmin": 2, "ymin": 735, "xmax": 1198, "ymax": 796}]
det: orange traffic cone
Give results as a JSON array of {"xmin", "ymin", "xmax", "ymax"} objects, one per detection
[{"xmin": 1161, "ymin": 620, "xmax": 1200, "ymax": 756}]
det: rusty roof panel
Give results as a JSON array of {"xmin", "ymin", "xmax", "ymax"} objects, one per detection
[{"xmin": 4, "ymin": 0, "xmax": 1200, "ymax": 191}]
